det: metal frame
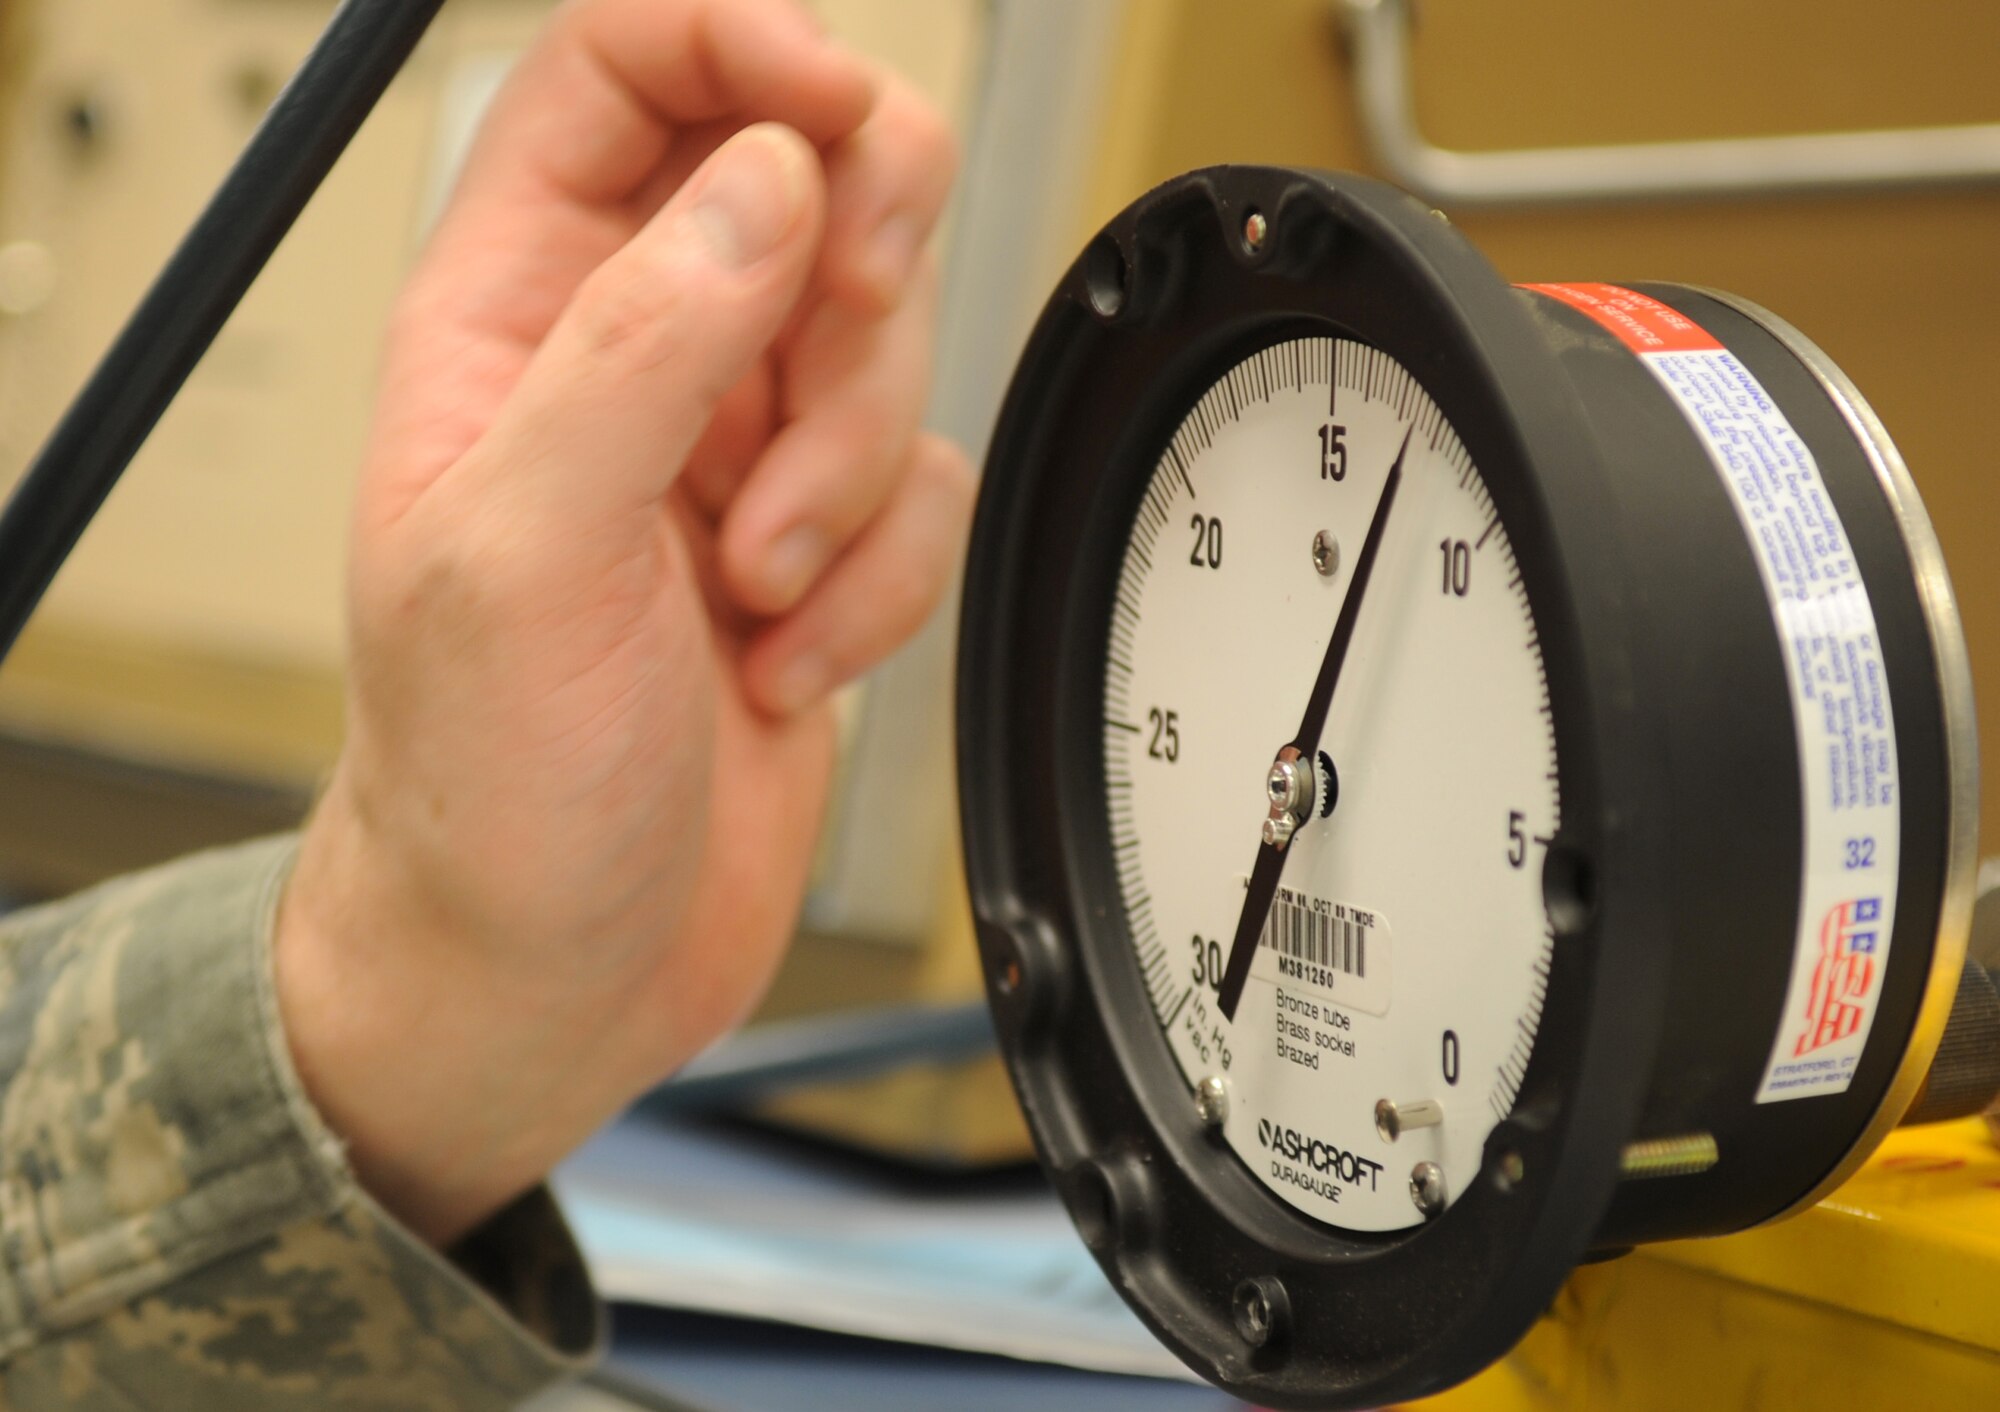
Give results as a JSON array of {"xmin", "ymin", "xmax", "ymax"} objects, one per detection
[{"xmin": 1336, "ymin": 0, "xmax": 2000, "ymax": 207}]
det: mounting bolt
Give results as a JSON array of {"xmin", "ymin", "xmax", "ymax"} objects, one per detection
[
  {"xmin": 1243, "ymin": 210, "xmax": 1268, "ymax": 251},
  {"xmin": 1232, "ymin": 1276, "xmax": 1289, "ymax": 1349},
  {"xmin": 1620, "ymin": 1133, "xmax": 1719, "ymax": 1180}
]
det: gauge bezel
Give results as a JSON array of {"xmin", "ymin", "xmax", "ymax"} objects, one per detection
[{"xmin": 959, "ymin": 169, "xmax": 1673, "ymax": 1405}]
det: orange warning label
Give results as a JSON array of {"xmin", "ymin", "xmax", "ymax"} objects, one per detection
[{"xmin": 1523, "ymin": 282, "xmax": 1724, "ymax": 355}]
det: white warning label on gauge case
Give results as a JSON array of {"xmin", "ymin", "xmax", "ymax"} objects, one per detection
[{"xmin": 1528, "ymin": 283, "xmax": 1901, "ymax": 1104}]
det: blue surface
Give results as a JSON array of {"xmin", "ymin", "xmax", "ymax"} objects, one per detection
[
  {"xmin": 555, "ymin": 1116, "xmax": 1191, "ymax": 1379},
  {"xmin": 606, "ymin": 1305, "xmax": 1255, "ymax": 1412}
]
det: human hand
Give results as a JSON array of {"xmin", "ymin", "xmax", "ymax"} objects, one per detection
[{"xmin": 274, "ymin": 0, "xmax": 970, "ymax": 1245}]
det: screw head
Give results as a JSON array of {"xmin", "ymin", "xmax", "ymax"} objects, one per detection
[
  {"xmin": 1312, "ymin": 530, "xmax": 1340, "ymax": 577},
  {"xmin": 1494, "ymin": 1148, "xmax": 1526, "ymax": 1191},
  {"xmin": 1232, "ymin": 1276, "xmax": 1288, "ymax": 1349},
  {"xmin": 1243, "ymin": 211, "xmax": 1268, "ymax": 251},
  {"xmin": 62, "ymin": 93, "xmax": 109, "ymax": 151},
  {"xmin": 1194, "ymin": 1075, "xmax": 1229, "ymax": 1128},
  {"xmin": 1267, "ymin": 757, "xmax": 1312, "ymax": 814},
  {"xmin": 1410, "ymin": 1160, "xmax": 1447, "ymax": 1217}
]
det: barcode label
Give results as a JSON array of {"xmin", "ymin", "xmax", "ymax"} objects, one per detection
[
  {"xmin": 1262, "ymin": 891, "xmax": 1367, "ymax": 978},
  {"xmin": 1249, "ymin": 885, "xmax": 1392, "ymax": 1016}
]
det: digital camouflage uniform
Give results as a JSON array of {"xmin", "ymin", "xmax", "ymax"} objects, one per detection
[{"xmin": 0, "ymin": 838, "xmax": 602, "ymax": 1409}]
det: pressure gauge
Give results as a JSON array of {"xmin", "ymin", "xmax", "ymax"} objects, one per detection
[
  {"xmin": 957, "ymin": 167, "xmax": 1989, "ymax": 1407},
  {"xmin": 1102, "ymin": 329, "xmax": 1560, "ymax": 1238}
]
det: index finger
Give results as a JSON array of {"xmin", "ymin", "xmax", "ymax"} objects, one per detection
[
  {"xmin": 374, "ymin": 0, "xmax": 875, "ymax": 491},
  {"xmin": 453, "ymin": 0, "xmax": 874, "ymax": 214}
]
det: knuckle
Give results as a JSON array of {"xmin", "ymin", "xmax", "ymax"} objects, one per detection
[
  {"xmin": 877, "ymin": 547, "xmax": 945, "ymax": 634},
  {"xmin": 569, "ymin": 240, "xmax": 702, "ymax": 374},
  {"xmin": 915, "ymin": 111, "xmax": 962, "ymax": 183},
  {"xmin": 880, "ymin": 487, "xmax": 964, "ymax": 620},
  {"xmin": 365, "ymin": 483, "xmax": 556, "ymax": 644},
  {"xmin": 883, "ymin": 80, "xmax": 959, "ymax": 181},
  {"xmin": 919, "ymin": 436, "xmax": 977, "ymax": 506},
  {"xmin": 406, "ymin": 516, "xmax": 525, "ymax": 632}
]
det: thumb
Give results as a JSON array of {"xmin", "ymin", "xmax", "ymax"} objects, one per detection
[{"xmin": 472, "ymin": 123, "xmax": 823, "ymax": 526}]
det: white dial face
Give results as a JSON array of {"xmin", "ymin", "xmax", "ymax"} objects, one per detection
[{"xmin": 1103, "ymin": 336, "xmax": 1558, "ymax": 1233}]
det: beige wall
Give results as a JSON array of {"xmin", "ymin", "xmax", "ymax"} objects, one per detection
[{"xmin": 8, "ymin": 0, "xmax": 1992, "ymax": 887}]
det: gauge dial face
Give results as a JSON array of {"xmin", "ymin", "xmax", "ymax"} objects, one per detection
[{"xmin": 1103, "ymin": 335, "xmax": 1558, "ymax": 1233}]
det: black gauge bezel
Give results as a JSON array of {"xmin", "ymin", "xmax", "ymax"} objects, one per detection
[{"xmin": 958, "ymin": 169, "xmax": 1673, "ymax": 1406}]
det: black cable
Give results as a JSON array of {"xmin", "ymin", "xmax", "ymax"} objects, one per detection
[{"xmin": 0, "ymin": 0, "xmax": 448, "ymax": 665}]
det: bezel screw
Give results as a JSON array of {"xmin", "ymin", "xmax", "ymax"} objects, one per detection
[
  {"xmin": 1410, "ymin": 1160, "xmax": 1447, "ymax": 1217},
  {"xmin": 1195, "ymin": 1074, "xmax": 1230, "ymax": 1128}
]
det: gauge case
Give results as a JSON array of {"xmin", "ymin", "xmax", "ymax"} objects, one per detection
[{"xmin": 956, "ymin": 166, "xmax": 1974, "ymax": 1408}]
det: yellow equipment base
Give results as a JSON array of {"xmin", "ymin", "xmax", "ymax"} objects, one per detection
[{"xmin": 1409, "ymin": 1119, "xmax": 2000, "ymax": 1410}]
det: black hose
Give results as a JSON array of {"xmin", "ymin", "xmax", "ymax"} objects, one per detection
[{"xmin": 0, "ymin": 0, "xmax": 448, "ymax": 663}]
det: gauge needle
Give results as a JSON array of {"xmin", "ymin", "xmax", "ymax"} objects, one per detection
[{"xmin": 1215, "ymin": 427, "xmax": 1411, "ymax": 1021}]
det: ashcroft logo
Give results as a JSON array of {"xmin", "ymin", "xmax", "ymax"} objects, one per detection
[{"xmin": 1256, "ymin": 1117, "xmax": 1383, "ymax": 1190}]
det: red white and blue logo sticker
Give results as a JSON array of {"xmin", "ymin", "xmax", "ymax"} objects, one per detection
[{"xmin": 1794, "ymin": 897, "xmax": 1881, "ymax": 1057}]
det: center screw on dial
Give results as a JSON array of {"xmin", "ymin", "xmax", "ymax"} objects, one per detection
[{"xmin": 1263, "ymin": 747, "xmax": 1315, "ymax": 848}]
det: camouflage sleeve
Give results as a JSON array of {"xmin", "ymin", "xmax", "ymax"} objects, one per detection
[{"xmin": 0, "ymin": 837, "xmax": 604, "ymax": 1410}]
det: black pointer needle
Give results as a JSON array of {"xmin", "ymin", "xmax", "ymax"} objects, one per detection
[{"xmin": 1215, "ymin": 427, "xmax": 1411, "ymax": 1021}]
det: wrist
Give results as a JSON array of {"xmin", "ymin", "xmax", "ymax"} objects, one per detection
[{"xmin": 275, "ymin": 767, "xmax": 654, "ymax": 1245}]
